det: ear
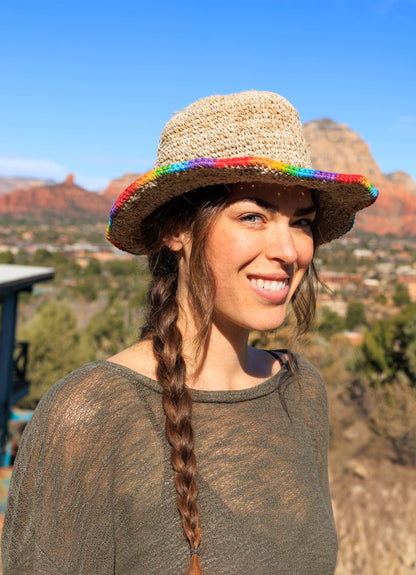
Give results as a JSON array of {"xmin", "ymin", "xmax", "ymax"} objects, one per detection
[{"xmin": 163, "ymin": 231, "xmax": 191, "ymax": 252}]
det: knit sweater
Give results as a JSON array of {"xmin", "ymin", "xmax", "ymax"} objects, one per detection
[{"xmin": 2, "ymin": 357, "xmax": 338, "ymax": 574}]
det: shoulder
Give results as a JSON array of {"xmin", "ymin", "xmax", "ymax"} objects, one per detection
[
  {"xmin": 274, "ymin": 351, "xmax": 326, "ymax": 398},
  {"xmin": 293, "ymin": 354, "xmax": 325, "ymax": 390},
  {"xmin": 298, "ymin": 355, "xmax": 327, "ymax": 405},
  {"xmin": 277, "ymin": 352, "xmax": 328, "ymax": 416},
  {"xmin": 27, "ymin": 360, "xmax": 157, "ymax": 443},
  {"xmin": 38, "ymin": 360, "xmax": 139, "ymax": 408},
  {"xmin": 288, "ymin": 354, "xmax": 330, "ymax": 433}
]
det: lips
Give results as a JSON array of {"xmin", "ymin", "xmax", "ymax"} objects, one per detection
[{"xmin": 248, "ymin": 275, "xmax": 291, "ymax": 303}]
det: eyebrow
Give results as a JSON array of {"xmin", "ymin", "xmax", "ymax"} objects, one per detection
[{"xmin": 237, "ymin": 197, "xmax": 317, "ymax": 217}]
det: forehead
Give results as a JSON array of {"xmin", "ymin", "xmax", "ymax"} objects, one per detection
[{"xmin": 227, "ymin": 182, "xmax": 313, "ymax": 209}]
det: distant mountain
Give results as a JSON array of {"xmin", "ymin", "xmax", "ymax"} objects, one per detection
[
  {"xmin": 0, "ymin": 174, "xmax": 111, "ymax": 220},
  {"xmin": 101, "ymin": 173, "xmax": 142, "ymax": 202},
  {"xmin": 0, "ymin": 176, "xmax": 55, "ymax": 196},
  {"xmin": 385, "ymin": 170, "xmax": 416, "ymax": 193},
  {"xmin": 303, "ymin": 119, "xmax": 416, "ymax": 236},
  {"xmin": 2, "ymin": 121, "xmax": 415, "ymax": 235}
]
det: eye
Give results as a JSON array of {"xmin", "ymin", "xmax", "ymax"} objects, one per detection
[
  {"xmin": 292, "ymin": 218, "xmax": 313, "ymax": 228},
  {"xmin": 239, "ymin": 213, "xmax": 264, "ymax": 224}
]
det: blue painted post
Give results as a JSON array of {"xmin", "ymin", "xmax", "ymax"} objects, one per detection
[{"xmin": 0, "ymin": 293, "xmax": 18, "ymax": 465}]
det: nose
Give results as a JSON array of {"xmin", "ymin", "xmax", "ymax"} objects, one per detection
[{"xmin": 265, "ymin": 222, "xmax": 298, "ymax": 265}]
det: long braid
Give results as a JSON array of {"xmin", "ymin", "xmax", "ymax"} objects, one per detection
[
  {"xmin": 140, "ymin": 188, "xmax": 227, "ymax": 574},
  {"xmin": 143, "ymin": 247, "xmax": 203, "ymax": 574}
]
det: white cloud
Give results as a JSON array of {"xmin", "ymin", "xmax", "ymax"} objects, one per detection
[
  {"xmin": 74, "ymin": 174, "xmax": 110, "ymax": 192},
  {"xmin": 0, "ymin": 155, "xmax": 68, "ymax": 180},
  {"xmin": 0, "ymin": 155, "xmax": 112, "ymax": 191}
]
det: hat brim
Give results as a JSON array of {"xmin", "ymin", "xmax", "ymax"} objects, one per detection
[{"xmin": 106, "ymin": 156, "xmax": 379, "ymax": 254}]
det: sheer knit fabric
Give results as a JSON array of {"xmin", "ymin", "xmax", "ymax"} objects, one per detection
[{"xmin": 2, "ymin": 356, "xmax": 338, "ymax": 575}]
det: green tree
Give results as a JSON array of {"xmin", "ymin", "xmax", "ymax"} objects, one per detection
[
  {"xmin": 32, "ymin": 248, "xmax": 52, "ymax": 265},
  {"xmin": 0, "ymin": 251, "xmax": 15, "ymax": 264},
  {"xmin": 345, "ymin": 300, "xmax": 367, "ymax": 330},
  {"xmin": 87, "ymin": 302, "xmax": 135, "ymax": 357},
  {"xmin": 351, "ymin": 304, "xmax": 416, "ymax": 387},
  {"xmin": 105, "ymin": 259, "xmax": 140, "ymax": 277},
  {"xmin": 349, "ymin": 305, "xmax": 416, "ymax": 466},
  {"xmin": 72, "ymin": 282, "xmax": 98, "ymax": 301},
  {"xmin": 375, "ymin": 293, "xmax": 387, "ymax": 305},
  {"xmin": 18, "ymin": 300, "xmax": 93, "ymax": 407},
  {"xmin": 317, "ymin": 308, "xmax": 345, "ymax": 339},
  {"xmin": 393, "ymin": 283, "xmax": 411, "ymax": 307},
  {"xmin": 84, "ymin": 258, "xmax": 101, "ymax": 277}
]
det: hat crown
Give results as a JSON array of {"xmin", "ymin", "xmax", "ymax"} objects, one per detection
[{"xmin": 155, "ymin": 90, "xmax": 312, "ymax": 169}]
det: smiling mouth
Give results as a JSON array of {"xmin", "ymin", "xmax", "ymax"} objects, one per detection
[{"xmin": 249, "ymin": 277, "xmax": 290, "ymax": 292}]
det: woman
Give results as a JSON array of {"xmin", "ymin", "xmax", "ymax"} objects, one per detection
[{"xmin": 2, "ymin": 91, "xmax": 378, "ymax": 575}]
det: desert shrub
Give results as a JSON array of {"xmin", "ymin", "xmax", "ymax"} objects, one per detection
[
  {"xmin": 348, "ymin": 304, "xmax": 416, "ymax": 466},
  {"xmin": 363, "ymin": 382, "xmax": 416, "ymax": 466},
  {"xmin": 351, "ymin": 304, "xmax": 416, "ymax": 387}
]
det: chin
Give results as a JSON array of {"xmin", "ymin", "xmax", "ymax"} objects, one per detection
[
  {"xmin": 239, "ymin": 312, "xmax": 288, "ymax": 333},
  {"xmin": 250, "ymin": 321, "xmax": 286, "ymax": 333},
  {"xmin": 213, "ymin": 304, "xmax": 289, "ymax": 336}
]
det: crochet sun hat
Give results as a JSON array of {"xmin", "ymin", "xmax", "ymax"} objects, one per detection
[{"xmin": 107, "ymin": 90, "xmax": 379, "ymax": 254}]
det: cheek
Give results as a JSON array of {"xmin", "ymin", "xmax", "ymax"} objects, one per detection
[
  {"xmin": 296, "ymin": 234, "xmax": 314, "ymax": 270},
  {"xmin": 207, "ymin": 241, "xmax": 244, "ymax": 281},
  {"xmin": 206, "ymin": 225, "xmax": 253, "ymax": 278}
]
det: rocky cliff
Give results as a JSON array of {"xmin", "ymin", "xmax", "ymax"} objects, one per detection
[
  {"xmin": 0, "ymin": 174, "xmax": 111, "ymax": 219},
  {"xmin": 102, "ymin": 173, "xmax": 142, "ymax": 202},
  {"xmin": 0, "ymin": 176, "xmax": 55, "ymax": 196},
  {"xmin": 303, "ymin": 119, "xmax": 416, "ymax": 236}
]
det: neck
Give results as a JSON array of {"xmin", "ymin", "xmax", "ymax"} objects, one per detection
[
  {"xmin": 179, "ymin": 309, "xmax": 276, "ymax": 392},
  {"xmin": 187, "ymin": 325, "xmax": 247, "ymax": 390}
]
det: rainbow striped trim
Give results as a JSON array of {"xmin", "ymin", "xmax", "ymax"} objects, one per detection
[{"xmin": 107, "ymin": 156, "xmax": 379, "ymax": 237}]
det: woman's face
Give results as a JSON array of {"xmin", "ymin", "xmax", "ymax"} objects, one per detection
[{"xmin": 204, "ymin": 182, "xmax": 315, "ymax": 335}]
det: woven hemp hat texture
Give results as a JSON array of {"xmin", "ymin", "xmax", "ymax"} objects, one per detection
[{"xmin": 107, "ymin": 90, "xmax": 379, "ymax": 254}]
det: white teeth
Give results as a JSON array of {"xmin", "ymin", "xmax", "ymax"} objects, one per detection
[{"xmin": 250, "ymin": 278, "xmax": 288, "ymax": 291}]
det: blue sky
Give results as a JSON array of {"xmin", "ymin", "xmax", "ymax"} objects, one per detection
[{"xmin": 1, "ymin": 0, "xmax": 415, "ymax": 190}]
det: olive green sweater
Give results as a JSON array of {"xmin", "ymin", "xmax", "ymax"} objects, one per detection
[{"xmin": 2, "ymin": 357, "xmax": 337, "ymax": 574}]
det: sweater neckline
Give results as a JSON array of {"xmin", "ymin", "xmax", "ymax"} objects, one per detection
[{"xmin": 97, "ymin": 358, "xmax": 290, "ymax": 404}]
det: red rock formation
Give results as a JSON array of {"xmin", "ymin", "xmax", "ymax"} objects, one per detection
[
  {"xmin": 303, "ymin": 119, "xmax": 416, "ymax": 236},
  {"xmin": 102, "ymin": 173, "xmax": 142, "ymax": 202},
  {"xmin": 0, "ymin": 176, "xmax": 112, "ymax": 219},
  {"xmin": 0, "ymin": 177, "xmax": 55, "ymax": 196},
  {"xmin": 385, "ymin": 170, "xmax": 416, "ymax": 193}
]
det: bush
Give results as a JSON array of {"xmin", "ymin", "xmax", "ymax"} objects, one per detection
[
  {"xmin": 351, "ymin": 304, "xmax": 416, "ymax": 387},
  {"xmin": 393, "ymin": 283, "xmax": 411, "ymax": 307},
  {"xmin": 347, "ymin": 304, "xmax": 416, "ymax": 466},
  {"xmin": 345, "ymin": 300, "xmax": 367, "ymax": 330},
  {"xmin": 18, "ymin": 300, "xmax": 93, "ymax": 407},
  {"xmin": 363, "ymin": 382, "xmax": 416, "ymax": 466},
  {"xmin": 317, "ymin": 308, "xmax": 345, "ymax": 338}
]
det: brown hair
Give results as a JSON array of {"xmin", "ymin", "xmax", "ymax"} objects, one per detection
[{"xmin": 140, "ymin": 185, "xmax": 319, "ymax": 574}]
